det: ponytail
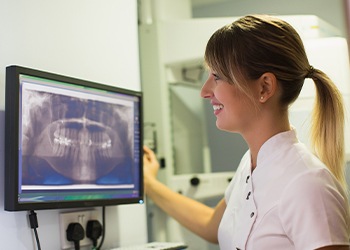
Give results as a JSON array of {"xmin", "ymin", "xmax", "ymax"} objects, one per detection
[{"xmin": 309, "ymin": 68, "xmax": 347, "ymax": 190}]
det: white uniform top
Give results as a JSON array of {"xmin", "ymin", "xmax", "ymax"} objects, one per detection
[{"xmin": 218, "ymin": 129, "xmax": 350, "ymax": 250}]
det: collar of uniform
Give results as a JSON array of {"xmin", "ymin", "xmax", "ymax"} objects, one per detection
[{"xmin": 252, "ymin": 128, "xmax": 299, "ymax": 178}]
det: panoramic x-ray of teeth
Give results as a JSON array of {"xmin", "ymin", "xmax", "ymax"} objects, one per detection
[{"xmin": 21, "ymin": 89, "xmax": 134, "ymax": 185}]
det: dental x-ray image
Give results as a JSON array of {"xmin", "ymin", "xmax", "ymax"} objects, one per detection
[{"xmin": 21, "ymin": 87, "xmax": 134, "ymax": 186}]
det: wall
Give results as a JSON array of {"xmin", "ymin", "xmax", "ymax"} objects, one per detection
[
  {"xmin": 192, "ymin": 0, "xmax": 347, "ymax": 37},
  {"xmin": 170, "ymin": 87, "xmax": 205, "ymax": 174},
  {"xmin": 0, "ymin": 0, "xmax": 147, "ymax": 249}
]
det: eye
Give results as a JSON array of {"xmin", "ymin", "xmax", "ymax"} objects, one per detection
[{"xmin": 212, "ymin": 73, "xmax": 221, "ymax": 81}]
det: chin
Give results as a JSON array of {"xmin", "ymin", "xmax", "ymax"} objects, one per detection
[{"xmin": 216, "ymin": 121, "xmax": 234, "ymax": 133}]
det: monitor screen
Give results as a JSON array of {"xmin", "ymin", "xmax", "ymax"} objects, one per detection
[{"xmin": 5, "ymin": 65, "xmax": 144, "ymax": 211}]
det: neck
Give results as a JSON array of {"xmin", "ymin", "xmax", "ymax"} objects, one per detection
[{"xmin": 244, "ymin": 112, "xmax": 290, "ymax": 170}]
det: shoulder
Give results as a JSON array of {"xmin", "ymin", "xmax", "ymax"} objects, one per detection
[
  {"xmin": 281, "ymin": 167, "xmax": 347, "ymax": 206},
  {"xmin": 278, "ymin": 168, "xmax": 350, "ymax": 249}
]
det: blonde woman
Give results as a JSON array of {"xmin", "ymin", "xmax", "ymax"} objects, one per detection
[{"xmin": 143, "ymin": 15, "xmax": 350, "ymax": 250}]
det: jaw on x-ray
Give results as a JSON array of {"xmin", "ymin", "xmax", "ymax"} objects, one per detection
[{"xmin": 21, "ymin": 89, "xmax": 134, "ymax": 185}]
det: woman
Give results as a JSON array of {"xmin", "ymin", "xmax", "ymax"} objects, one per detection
[{"xmin": 143, "ymin": 14, "xmax": 350, "ymax": 250}]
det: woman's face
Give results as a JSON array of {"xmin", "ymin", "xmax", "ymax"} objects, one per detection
[{"xmin": 200, "ymin": 70, "xmax": 258, "ymax": 133}]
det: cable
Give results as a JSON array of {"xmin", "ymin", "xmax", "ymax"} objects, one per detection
[
  {"xmin": 86, "ymin": 220, "xmax": 103, "ymax": 248},
  {"xmin": 96, "ymin": 206, "xmax": 106, "ymax": 250},
  {"xmin": 33, "ymin": 228, "xmax": 41, "ymax": 250},
  {"xmin": 66, "ymin": 222, "xmax": 85, "ymax": 250},
  {"xmin": 28, "ymin": 210, "xmax": 41, "ymax": 250}
]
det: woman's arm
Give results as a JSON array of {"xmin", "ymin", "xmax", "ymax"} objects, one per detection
[
  {"xmin": 316, "ymin": 246, "xmax": 349, "ymax": 250},
  {"xmin": 143, "ymin": 146, "xmax": 226, "ymax": 243}
]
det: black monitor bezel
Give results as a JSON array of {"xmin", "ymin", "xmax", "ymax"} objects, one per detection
[{"xmin": 4, "ymin": 65, "xmax": 144, "ymax": 211}]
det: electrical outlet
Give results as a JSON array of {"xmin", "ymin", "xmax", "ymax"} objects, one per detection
[{"xmin": 59, "ymin": 209, "xmax": 101, "ymax": 249}]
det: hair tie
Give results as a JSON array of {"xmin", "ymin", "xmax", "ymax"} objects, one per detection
[{"xmin": 306, "ymin": 66, "xmax": 315, "ymax": 79}]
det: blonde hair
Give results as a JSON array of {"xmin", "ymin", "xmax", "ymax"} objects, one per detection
[{"xmin": 204, "ymin": 14, "xmax": 347, "ymax": 190}]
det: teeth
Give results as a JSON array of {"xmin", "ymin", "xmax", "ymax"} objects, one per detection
[
  {"xmin": 53, "ymin": 129, "xmax": 112, "ymax": 149},
  {"xmin": 213, "ymin": 104, "xmax": 224, "ymax": 111},
  {"xmin": 37, "ymin": 117, "xmax": 126, "ymax": 183},
  {"xmin": 53, "ymin": 136, "xmax": 72, "ymax": 146},
  {"xmin": 101, "ymin": 139, "xmax": 112, "ymax": 149}
]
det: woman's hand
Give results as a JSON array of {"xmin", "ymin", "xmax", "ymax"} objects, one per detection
[{"xmin": 143, "ymin": 145, "xmax": 160, "ymax": 193}]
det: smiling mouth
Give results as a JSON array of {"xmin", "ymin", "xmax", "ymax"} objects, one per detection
[{"xmin": 213, "ymin": 104, "xmax": 224, "ymax": 111}]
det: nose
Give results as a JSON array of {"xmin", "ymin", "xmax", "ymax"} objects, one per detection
[{"xmin": 200, "ymin": 77, "xmax": 213, "ymax": 99}]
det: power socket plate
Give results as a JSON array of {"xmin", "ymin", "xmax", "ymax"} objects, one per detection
[{"xmin": 59, "ymin": 209, "xmax": 101, "ymax": 249}]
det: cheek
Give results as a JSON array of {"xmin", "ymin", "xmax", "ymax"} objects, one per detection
[
  {"xmin": 218, "ymin": 91, "xmax": 256, "ymax": 125},
  {"xmin": 217, "ymin": 85, "xmax": 247, "ymax": 108}
]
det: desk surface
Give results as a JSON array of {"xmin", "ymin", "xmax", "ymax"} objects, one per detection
[{"xmin": 110, "ymin": 241, "xmax": 188, "ymax": 250}]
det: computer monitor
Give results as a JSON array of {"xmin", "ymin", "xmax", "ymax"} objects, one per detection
[{"xmin": 4, "ymin": 65, "xmax": 144, "ymax": 211}]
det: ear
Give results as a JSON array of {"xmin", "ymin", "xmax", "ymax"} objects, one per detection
[{"xmin": 258, "ymin": 72, "xmax": 277, "ymax": 103}]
